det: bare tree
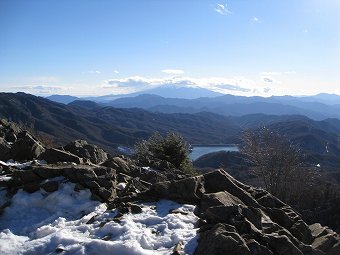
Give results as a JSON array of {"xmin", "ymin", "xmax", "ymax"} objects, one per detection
[{"xmin": 241, "ymin": 127, "xmax": 317, "ymax": 204}]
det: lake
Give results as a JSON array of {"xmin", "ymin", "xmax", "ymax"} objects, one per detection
[{"xmin": 189, "ymin": 145, "xmax": 239, "ymax": 161}]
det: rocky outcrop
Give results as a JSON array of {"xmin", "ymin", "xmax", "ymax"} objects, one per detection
[
  {"xmin": 0, "ymin": 120, "xmax": 45, "ymax": 161},
  {"xmin": 102, "ymin": 156, "xmax": 188, "ymax": 184},
  {"xmin": 38, "ymin": 148, "xmax": 83, "ymax": 164},
  {"xmin": 0, "ymin": 131, "xmax": 339, "ymax": 255},
  {"xmin": 0, "ymin": 120, "xmax": 107, "ymax": 164},
  {"xmin": 2, "ymin": 164, "xmax": 117, "ymax": 202},
  {"xmin": 195, "ymin": 223, "xmax": 252, "ymax": 255},
  {"xmin": 142, "ymin": 169, "xmax": 340, "ymax": 255},
  {"xmin": 10, "ymin": 131, "xmax": 45, "ymax": 160},
  {"xmin": 63, "ymin": 140, "xmax": 108, "ymax": 164}
]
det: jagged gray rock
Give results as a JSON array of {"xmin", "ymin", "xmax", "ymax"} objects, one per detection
[
  {"xmin": 63, "ymin": 140, "xmax": 108, "ymax": 164},
  {"xmin": 2, "ymin": 164, "xmax": 117, "ymax": 202},
  {"xmin": 149, "ymin": 175, "xmax": 205, "ymax": 203},
  {"xmin": 39, "ymin": 148, "xmax": 83, "ymax": 164},
  {"xmin": 0, "ymin": 123, "xmax": 45, "ymax": 161},
  {"xmin": 102, "ymin": 156, "xmax": 133, "ymax": 175},
  {"xmin": 200, "ymin": 191, "xmax": 244, "ymax": 213},
  {"xmin": 140, "ymin": 169, "xmax": 340, "ymax": 255},
  {"xmin": 11, "ymin": 131, "xmax": 45, "ymax": 160},
  {"xmin": 195, "ymin": 223, "xmax": 252, "ymax": 255}
]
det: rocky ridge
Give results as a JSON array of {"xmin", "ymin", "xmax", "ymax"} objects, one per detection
[{"xmin": 0, "ymin": 121, "xmax": 339, "ymax": 255}]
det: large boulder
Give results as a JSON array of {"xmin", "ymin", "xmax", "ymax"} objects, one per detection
[
  {"xmin": 263, "ymin": 206, "xmax": 314, "ymax": 244},
  {"xmin": 246, "ymin": 239, "xmax": 273, "ymax": 255},
  {"xmin": 205, "ymin": 205, "xmax": 245, "ymax": 224},
  {"xmin": 145, "ymin": 169, "xmax": 261, "ymax": 206},
  {"xmin": 149, "ymin": 175, "xmax": 205, "ymax": 203},
  {"xmin": 203, "ymin": 170, "xmax": 260, "ymax": 208},
  {"xmin": 0, "ymin": 121, "xmax": 46, "ymax": 161},
  {"xmin": 200, "ymin": 191, "xmax": 244, "ymax": 213},
  {"xmin": 265, "ymin": 234, "xmax": 304, "ymax": 255},
  {"xmin": 256, "ymin": 193, "xmax": 286, "ymax": 208},
  {"xmin": 0, "ymin": 137, "xmax": 11, "ymax": 161},
  {"xmin": 290, "ymin": 220, "xmax": 313, "ymax": 244},
  {"xmin": 63, "ymin": 140, "xmax": 108, "ymax": 164},
  {"xmin": 39, "ymin": 148, "xmax": 83, "ymax": 164},
  {"xmin": 10, "ymin": 131, "xmax": 45, "ymax": 160},
  {"xmin": 309, "ymin": 223, "xmax": 340, "ymax": 254},
  {"xmin": 102, "ymin": 156, "xmax": 132, "ymax": 174},
  {"xmin": 195, "ymin": 223, "xmax": 251, "ymax": 255}
]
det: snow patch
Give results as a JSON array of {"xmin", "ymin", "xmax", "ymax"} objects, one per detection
[
  {"xmin": 0, "ymin": 160, "xmax": 33, "ymax": 169},
  {"xmin": 0, "ymin": 182, "xmax": 100, "ymax": 235},
  {"xmin": 0, "ymin": 176, "xmax": 12, "ymax": 181},
  {"xmin": 117, "ymin": 182, "xmax": 127, "ymax": 190},
  {"xmin": 0, "ymin": 183, "xmax": 199, "ymax": 255},
  {"xmin": 142, "ymin": 166, "xmax": 158, "ymax": 173}
]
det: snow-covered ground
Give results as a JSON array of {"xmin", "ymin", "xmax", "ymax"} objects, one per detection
[
  {"xmin": 0, "ymin": 159, "xmax": 47, "ymax": 169},
  {"xmin": 0, "ymin": 182, "xmax": 199, "ymax": 255}
]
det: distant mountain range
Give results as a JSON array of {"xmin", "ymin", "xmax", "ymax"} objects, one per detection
[
  {"xmin": 3, "ymin": 93, "xmax": 340, "ymax": 162},
  {"xmin": 84, "ymin": 85, "xmax": 224, "ymax": 101},
  {"xmin": 46, "ymin": 87, "xmax": 340, "ymax": 120},
  {"xmin": 46, "ymin": 85, "xmax": 223, "ymax": 103},
  {"xmin": 45, "ymin": 85, "xmax": 223, "ymax": 104},
  {"xmin": 100, "ymin": 93, "xmax": 340, "ymax": 121}
]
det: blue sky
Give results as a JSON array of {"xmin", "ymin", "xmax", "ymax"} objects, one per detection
[{"xmin": 0, "ymin": 0, "xmax": 339, "ymax": 96}]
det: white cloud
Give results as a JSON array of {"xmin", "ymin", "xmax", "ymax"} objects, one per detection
[
  {"xmin": 101, "ymin": 84, "xmax": 119, "ymax": 89},
  {"xmin": 215, "ymin": 2, "xmax": 232, "ymax": 16},
  {"xmin": 11, "ymin": 85, "xmax": 71, "ymax": 95},
  {"xmin": 83, "ymin": 70, "xmax": 101, "ymax": 74},
  {"xmin": 161, "ymin": 69, "xmax": 185, "ymax": 75},
  {"xmin": 216, "ymin": 84, "xmax": 251, "ymax": 92},
  {"xmin": 261, "ymin": 71, "xmax": 296, "ymax": 76},
  {"xmin": 113, "ymin": 70, "xmax": 119, "ymax": 74},
  {"xmin": 99, "ymin": 81, "xmax": 137, "ymax": 95},
  {"xmin": 252, "ymin": 17, "xmax": 260, "ymax": 22},
  {"xmin": 4, "ymin": 75, "xmax": 276, "ymax": 97},
  {"xmin": 103, "ymin": 75, "xmax": 256, "ymax": 95}
]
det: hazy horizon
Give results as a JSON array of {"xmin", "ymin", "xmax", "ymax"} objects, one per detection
[
  {"xmin": 11, "ymin": 88, "xmax": 340, "ymax": 99},
  {"xmin": 1, "ymin": 0, "xmax": 339, "ymax": 97}
]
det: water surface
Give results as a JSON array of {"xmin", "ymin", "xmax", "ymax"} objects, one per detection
[{"xmin": 189, "ymin": 146, "xmax": 239, "ymax": 161}]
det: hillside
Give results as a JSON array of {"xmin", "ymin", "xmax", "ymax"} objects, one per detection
[
  {"xmin": 0, "ymin": 93, "xmax": 240, "ymax": 152},
  {"xmin": 2, "ymin": 93, "xmax": 340, "ymax": 161}
]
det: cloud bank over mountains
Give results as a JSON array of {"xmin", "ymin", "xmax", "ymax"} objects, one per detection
[
  {"xmin": 102, "ymin": 75, "xmax": 260, "ymax": 95},
  {"xmin": 1, "ymin": 70, "xmax": 336, "ymax": 97}
]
